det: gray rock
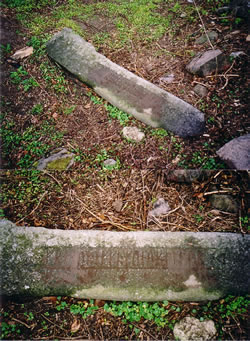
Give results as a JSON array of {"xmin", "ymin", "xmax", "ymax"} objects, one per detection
[
  {"xmin": 186, "ymin": 49, "xmax": 230, "ymax": 77},
  {"xmin": 193, "ymin": 84, "xmax": 208, "ymax": 97},
  {"xmin": 159, "ymin": 73, "xmax": 175, "ymax": 83},
  {"xmin": 36, "ymin": 148, "xmax": 74, "ymax": 170},
  {"xmin": 148, "ymin": 198, "xmax": 171, "ymax": 218},
  {"xmin": 173, "ymin": 316, "xmax": 217, "ymax": 341},
  {"xmin": 103, "ymin": 158, "xmax": 117, "ymax": 169},
  {"xmin": 122, "ymin": 126, "xmax": 145, "ymax": 142},
  {"xmin": 209, "ymin": 194, "xmax": 238, "ymax": 213},
  {"xmin": 1, "ymin": 219, "xmax": 249, "ymax": 301},
  {"xmin": 195, "ymin": 31, "xmax": 218, "ymax": 45},
  {"xmin": 47, "ymin": 28, "xmax": 205, "ymax": 138},
  {"xmin": 166, "ymin": 170, "xmax": 210, "ymax": 183},
  {"xmin": 216, "ymin": 134, "xmax": 250, "ymax": 170}
]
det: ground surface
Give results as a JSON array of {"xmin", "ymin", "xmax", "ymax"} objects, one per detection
[{"xmin": 0, "ymin": 0, "xmax": 249, "ymax": 339}]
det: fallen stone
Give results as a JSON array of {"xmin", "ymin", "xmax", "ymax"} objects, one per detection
[
  {"xmin": 209, "ymin": 194, "xmax": 238, "ymax": 213},
  {"xmin": 47, "ymin": 28, "xmax": 205, "ymax": 138},
  {"xmin": 11, "ymin": 46, "xmax": 33, "ymax": 60},
  {"xmin": 36, "ymin": 148, "xmax": 74, "ymax": 170},
  {"xmin": 166, "ymin": 170, "xmax": 211, "ymax": 183},
  {"xmin": 148, "ymin": 198, "xmax": 171, "ymax": 218},
  {"xmin": 173, "ymin": 316, "xmax": 217, "ymax": 341},
  {"xmin": 103, "ymin": 158, "xmax": 117, "ymax": 169},
  {"xmin": 159, "ymin": 73, "xmax": 175, "ymax": 83},
  {"xmin": 216, "ymin": 134, "xmax": 250, "ymax": 170},
  {"xmin": 122, "ymin": 126, "xmax": 145, "ymax": 142},
  {"xmin": 195, "ymin": 31, "xmax": 218, "ymax": 45},
  {"xmin": 246, "ymin": 35, "xmax": 250, "ymax": 42},
  {"xmin": 193, "ymin": 84, "xmax": 208, "ymax": 97},
  {"xmin": 112, "ymin": 199, "xmax": 123, "ymax": 212},
  {"xmin": 186, "ymin": 49, "xmax": 230, "ymax": 77},
  {"xmin": 1, "ymin": 219, "xmax": 249, "ymax": 301}
]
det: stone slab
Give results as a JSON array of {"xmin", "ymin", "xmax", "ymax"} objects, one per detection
[
  {"xmin": 46, "ymin": 28, "xmax": 205, "ymax": 138},
  {"xmin": 1, "ymin": 220, "xmax": 249, "ymax": 301}
]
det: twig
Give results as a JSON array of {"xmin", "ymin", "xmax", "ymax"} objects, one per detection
[
  {"xmin": 42, "ymin": 170, "xmax": 61, "ymax": 186},
  {"xmin": 11, "ymin": 317, "xmax": 34, "ymax": 329},
  {"xmin": 130, "ymin": 322, "xmax": 158, "ymax": 340},
  {"xmin": 16, "ymin": 191, "xmax": 48, "ymax": 224},
  {"xmin": 193, "ymin": 0, "xmax": 214, "ymax": 50},
  {"xmin": 75, "ymin": 196, "xmax": 136, "ymax": 231},
  {"xmin": 41, "ymin": 314, "xmax": 67, "ymax": 331},
  {"xmin": 203, "ymin": 190, "xmax": 233, "ymax": 196}
]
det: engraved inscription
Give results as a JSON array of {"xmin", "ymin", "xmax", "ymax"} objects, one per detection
[{"xmin": 41, "ymin": 247, "xmax": 211, "ymax": 288}]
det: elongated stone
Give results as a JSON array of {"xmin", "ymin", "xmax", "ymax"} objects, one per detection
[
  {"xmin": 1, "ymin": 220, "xmax": 249, "ymax": 301},
  {"xmin": 46, "ymin": 28, "xmax": 205, "ymax": 138}
]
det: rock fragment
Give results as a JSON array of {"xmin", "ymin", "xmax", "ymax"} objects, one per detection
[
  {"xmin": 173, "ymin": 316, "xmax": 217, "ymax": 341},
  {"xmin": 148, "ymin": 198, "xmax": 171, "ymax": 218},
  {"xmin": 36, "ymin": 148, "xmax": 74, "ymax": 170},
  {"xmin": 186, "ymin": 49, "xmax": 230, "ymax": 77},
  {"xmin": 122, "ymin": 126, "xmax": 145, "ymax": 142},
  {"xmin": 216, "ymin": 134, "xmax": 250, "ymax": 170}
]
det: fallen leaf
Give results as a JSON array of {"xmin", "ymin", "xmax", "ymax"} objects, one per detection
[
  {"xmin": 71, "ymin": 318, "xmax": 81, "ymax": 333},
  {"xmin": 12, "ymin": 46, "xmax": 33, "ymax": 60}
]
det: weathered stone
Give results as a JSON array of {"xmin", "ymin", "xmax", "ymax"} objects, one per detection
[
  {"xmin": 36, "ymin": 148, "xmax": 74, "ymax": 170},
  {"xmin": 193, "ymin": 84, "xmax": 208, "ymax": 97},
  {"xmin": 195, "ymin": 31, "xmax": 218, "ymax": 45},
  {"xmin": 11, "ymin": 46, "xmax": 33, "ymax": 60},
  {"xmin": 186, "ymin": 49, "xmax": 230, "ymax": 77},
  {"xmin": 173, "ymin": 316, "xmax": 217, "ymax": 341},
  {"xmin": 148, "ymin": 198, "xmax": 171, "ymax": 218},
  {"xmin": 103, "ymin": 158, "xmax": 117, "ymax": 169},
  {"xmin": 159, "ymin": 73, "xmax": 175, "ymax": 83},
  {"xmin": 1, "ymin": 219, "xmax": 249, "ymax": 301},
  {"xmin": 122, "ymin": 126, "xmax": 145, "ymax": 142},
  {"xmin": 209, "ymin": 194, "xmax": 238, "ymax": 213},
  {"xmin": 166, "ymin": 170, "xmax": 211, "ymax": 183},
  {"xmin": 47, "ymin": 28, "xmax": 205, "ymax": 138},
  {"xmin": 216, "ymin": 134, "xmax": 250, "ymax": 170}
]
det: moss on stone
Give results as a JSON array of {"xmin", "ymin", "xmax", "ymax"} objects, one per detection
[{"xmin": 46, "ymin": 156, "xmax": 73, "ymax": 170}]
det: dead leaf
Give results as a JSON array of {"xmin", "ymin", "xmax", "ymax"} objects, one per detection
[
  {"xmin": 12, "ymin": 46, "xmax": 33, "ymax": 60},
  {"xmin": 41, "ymin": 296, "xmax": 58, "ymax": 303},
  {"xmin": 71, "ymin": 318, "xmax": 81, "ymax": 333},
  {"xmin": 52, "ymin": 113, "xmax": 58, "ymax": 119}
]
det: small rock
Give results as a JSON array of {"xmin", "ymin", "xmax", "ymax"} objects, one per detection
[
  {"xmin": 193, "ymin": 84, "xmax": 208, "ymax": 97},
  {"xmin": 209, "ymin": 194, "xmax": 238, "ymax": 213},
  {"xmin": 166, "ymin": 170, "xmax": 210, "ymax": 183},
  {"xmin": 11, "ymin": 46, "xmax": 33, "ymax": 60},
  {"xmin": 103, "ymin": 158, "xmax": 117, "ymax": 169},
  {"xmin": 195, "ymin": 31, "xmax": 218, "ymax": 45},
  {"xmin": 246, "ymin": 35, "xmax": 250, "ymax": 42},
  {"xmin": 186, "ymin": 49, "xmax": 230, "ymax": 77},
  {"xmin": 230, "ymin": 51, "xmax": 246, "ymax": 58},
  {"xmin": 112, "ymin": 199, "xmax": 123, "ymax": 212},
  {"xmin": 173, "ymin": 316, "xmax": 217, "ymax": 341},
  {"xmin": 122, "ymin": 126, "xmax": 145, "ymax": 142},
  {"xmin": 36, "ymin": 148, "xmax": 74, "ymax": 170},
  {"xmin": 159, "ymin": 73, "xmax": 175, "ymax": 83},
  {"xmin": 148, "ymin": 198, "xmax": 171, "ymax": 218},
  {"xmin": 216, "ymin": 134, "xmax": 250, "ymax": 170}
]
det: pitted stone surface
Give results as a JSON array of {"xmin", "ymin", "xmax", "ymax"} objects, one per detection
[
  {"xmin": 1, "ymin": 220, "xmax": 249, "ymax": 301},
  {"xmin": 46, "ymin": 28, "xmax": 205, "ymax": 138},
  {"xmin": 216, "ymin": 134, "xmax": 250, "ymax": 170},
  {"xmin": 186, "ymin": 49, "xmax": 230, "ymax": 77}
]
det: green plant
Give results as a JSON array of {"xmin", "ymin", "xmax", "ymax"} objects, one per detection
[
  {"xmin": 240, "ymin": 216, "xmax": 249, "ymax": 230},
  {"xmin": 193, "ymin": 214, "xmax": 204, "ymax": 223},
  {"xmin": 31, "ymin": 103, "xmax": 43, "ymax": 115},
  {"xmin": 104, "ymin": 301, "xmax": 172, "ymax": 328},
  {"xmin": 70, "ymin": 300, "xmax": 98, "ymax": 318},
  {"xmin": 63, "ymin": 105, "xmax": 76, "ymax": 115},
  {"xmin": 1, "ymin": 322, "xmax": 21, "ymax": 339},
  {"xmin": 0, "ymin": 43, "xmax": 11, "ymax": 53},
  {"xmin": 105, "ymin": 104, "xmax": 131, "ymax": 126},
  {"xmin": 24, "ymin": 311, "xmax": 34, "ymax": 320},
  {"xmin": 56, "ymin": 297, "xmax": 68, "ymax": 311},
  {"xmin": 150, "ymin": 128, "xmax": 169, "ymax": 138}
]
